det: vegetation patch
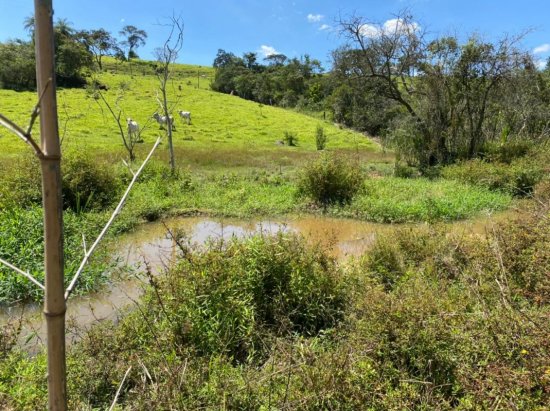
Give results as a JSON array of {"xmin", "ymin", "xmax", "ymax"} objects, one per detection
[
  {"xmin": 297, "ymin": 152, "xmax": 363, "ymax": 206},
  {"xmin": 441, "ymin": 158, "xmax": 545, "ymax": 197},
  {"xmin": 1, "ymin": 207, "xmax": 549, "ymax": 409},
  {"xmin": 346, "ymin": 177, "xmax": 511, "ymax": 223},
  {"xmin": 0, "ymin": 207, "xmax": 114, "ymax": 303}
]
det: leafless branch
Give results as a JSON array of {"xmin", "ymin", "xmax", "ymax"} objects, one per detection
[
  {"xmin": 26, "ymin": 78, "xmax": 52, "ymax": 136},
  {"xmin": 109, "ymin": 365, "xmax": 132, "ymax": 411},
  {"xmin": 0, "ymin": 257, "xmax": 45, "ymax": 291},
  {"xmin": 0, "ymin": 113, "xmax": 43, "ymax": 156},
  {"xmin": 64, "ymin": 137, "xmax": 163, "ymax": 300}
]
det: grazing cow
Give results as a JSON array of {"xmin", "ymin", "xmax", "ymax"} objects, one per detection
[
  {"xmin": 152, "ymin": 112, "xmax": 176, "ymax": 130},
  {"xmin": 127, "ymin": 118, "xmax": 139, "ymax": 139},
  {"xmin": 177, "ymin": 110, "xmax": 192, "ymax": 125}
]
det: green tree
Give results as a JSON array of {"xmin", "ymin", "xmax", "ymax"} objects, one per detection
[
  {"xmin": 78, "ymin": 28, "xmax": 118, "ymax": 70},
  {"xmin": 119, "ymin": 25, "xmax": 147, "ymax": 59},
  {"xmin": 338, "ymin": 12, "xmax": 529, "ymax": 166}
]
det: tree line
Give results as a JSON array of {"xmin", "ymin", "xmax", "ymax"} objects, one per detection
[
  {"xmin": 0, "ymin": 18, "xmax": 147, "ymax": 90},
  {"xmin": 212, "ymin": 12, "xmax": 550, "ymax": 168},
  {"xmin": 211, "ymin": 49, "xmax": 325, "ymax": 109}
]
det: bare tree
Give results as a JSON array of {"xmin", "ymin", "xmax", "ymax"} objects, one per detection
[
  {"xmin": 154, "ymin": 15, "xmax": 184, "ymax": 173},
  {"xmin": 93, "ymin": 84, "xmax": 151, "ymax": 162}
]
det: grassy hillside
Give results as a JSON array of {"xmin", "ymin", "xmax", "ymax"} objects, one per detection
[{"xmin": 0, "ymin": 57, "xmax": 380, "ymax": 171}]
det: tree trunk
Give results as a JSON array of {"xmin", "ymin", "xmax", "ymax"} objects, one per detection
[
  {"xmin": 34, "ymin": 1, "xmax": 67, "ymax": 410},
  {"xmin": 162, "ymin": 74, "xmax": 175, "ymax": 173}
]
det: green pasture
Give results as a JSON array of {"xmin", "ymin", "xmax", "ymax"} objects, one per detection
[{"xmin": 0, "ymin": 58, "xmax": 380, "ymax": 172}]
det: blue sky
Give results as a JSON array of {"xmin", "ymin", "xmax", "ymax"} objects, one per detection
[{"xmin": 1, "ymin": 0, "xmax": 550, "ymax": 69}]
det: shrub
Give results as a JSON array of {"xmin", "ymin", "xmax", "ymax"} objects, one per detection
[
  {"xmin": 62, "ymin": 151, "xmax": 119, "ymax": 211},
  {"xmin": 441, "ymin": 158, "xmax": 544, "ymax": 196},
  {"xmin": 315, "ymin": 125, "xmax": 327, "ymax": 150},
  {"xmin": 0, "ymin": 151, "xmax": 120, "ymax": 212},
  {"xmin": 283, "ymin": 131, "xmax": 298, "ymax": 146},
  {"xmin": 298, "ymin": 152, "xmax": 363, "ymax": 205},
  {"xmin": 480, "ymin": 140, "xmax": 533, "ymax": 164},
  {"xmin": 0, "ymin": 154, "xmax": 41, "ymax": 209},
  {"xmin": 393, "ymin": 161, "xmax": 418, "ymax": 178},
  {"xmin": 164, "ymin": 233, "xmax": 346, "ymax": 361}
]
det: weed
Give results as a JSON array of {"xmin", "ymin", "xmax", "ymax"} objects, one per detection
[
  {"xmin": 283, "ymin": 131, "xmax": 298, "ymax": 146},
  {"xmin": 297, "ymin": 152, "xmax": 363, "ymax": 206},
  {"xmin": 0, "ymin": 206, "xmax": 113, "ymax": 303},
  {"xmin": 441, "ymin": 158, "xmax": 544, "ymax": 196},
  {"xmin": 315, "ymin": 124, "xmax": 327, "ymax": 150}
]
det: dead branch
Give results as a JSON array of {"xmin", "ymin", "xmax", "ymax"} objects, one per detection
[
  {"xmin": 64, "ymin": 137, "xmax": 162, "ymax": 300},
  {"xmin": 0, "ymin": 257, "xmax": 45, "ymax": 291},
  {"xmin": 108, "ymin": 365, "xmax": 132, "ymax": 411},
  {"xmin": 0, "ymin": 113, "xmax": 43, "ymax": 156},
  {"xmin": 26, "ymin": 78, "xmax": 52, "ymax": 136}
]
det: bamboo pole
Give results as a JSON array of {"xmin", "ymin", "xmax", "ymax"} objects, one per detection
[
  {"xmin": 64, "ymin": 136, "xmax": 162, "ymax": 300},
  {"xmin": 34, "ymin": 1, "xmax": 67, "ymax": 409}
]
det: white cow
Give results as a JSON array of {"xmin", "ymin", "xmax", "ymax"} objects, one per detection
[
  {"xmin": 127, "ymin": 118, "xmax": 139, "ymax": 139},
  {"xmin": 178, "ymin": 110, "xmax": 192, "ymax": 125},
  {"xmin": 153, "ymin": 112, "xmax": 176, "ymax": 130}
]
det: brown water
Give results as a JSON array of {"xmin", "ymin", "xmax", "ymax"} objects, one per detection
[{"xmin": 0, "ymin": 212, "xmax": 519, "ymax": 352}]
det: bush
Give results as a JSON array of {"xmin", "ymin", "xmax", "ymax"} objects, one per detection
[
  {"xmin": 393, "ymin": 161, "xmax": 418, "ymax": 178},
  {"xmin": 0, "ymin": 152, "xmax": 120, "ymax": 212},
  {"xmin": 283, "ymin": 131, "xmax": 298, "ymax": 146},
  {"xmin": 298, "ymin": 152, "xmax": 363, "ymax": 205},
  {"xmin": 0, "ymin": 154, "xmax": 42, "ymax": 209},
  {"xmin": 441, "ymin": 158, "xmax": 544, "ymax": 196},
  {"xmin": 315, "ymin": 125, "xmax": 327, "ymax": 150},
  {"xmin": 480, "ymin": 140, "xmax": 533, "ymax": 164},
  {"xmin": 62, "ymin": 152, "xmax": 119, "ymax": 212},
  {"xmin": 163, "ymin": 233, "xmax": 345, "ymax": 361}
]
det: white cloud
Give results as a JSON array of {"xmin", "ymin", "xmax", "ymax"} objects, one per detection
[
  {"xmin": 534, "ymin": 43, "xmax": 550, "ymax": 54},
  {"xmin": 359, "ymin": 24, "xmax": 380, "ymax": 38},
  {"xmin": 536, "ymin": 59, "xmax": 548, "ymax": 70},
  {"xmin": 307, "ymin": 14, "xmax": 324, "ymax": 23},
  {"xmin": 359, "ymin": 18, "xmax": 420, "ymax": 38},
  {"xmin": 259, "ymin": 45, "xmax": 279, "ymax": 57},
  {"xmin": 383, "ymin": 18, "xmax": 419, "ymax": 33},
  {"xmin": 319, "ymin": 24, "xmax": 331, "ymax": 31}
]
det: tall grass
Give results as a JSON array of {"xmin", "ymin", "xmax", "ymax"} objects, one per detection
[{"xmin": 346, "ymin": 177, "xmax": 511, "ymax": 222}]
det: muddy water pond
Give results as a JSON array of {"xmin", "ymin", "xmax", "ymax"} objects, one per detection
[{"xmin": 0, "ymin": 212, "xmax": 516, "ymax": 352}]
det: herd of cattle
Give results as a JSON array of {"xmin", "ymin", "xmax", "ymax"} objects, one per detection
[{"xmin": 126, "ymin": 110, "xmax": 191, "ymax": 138}]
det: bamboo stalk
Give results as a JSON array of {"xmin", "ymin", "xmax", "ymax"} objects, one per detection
[
  {"xmin": 64, "ymin": 136, "xmax": 162, "ymax": 300},
  {"xmin": 34, "ymin": 1, "xmax": 66, "ymax": 410}
]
